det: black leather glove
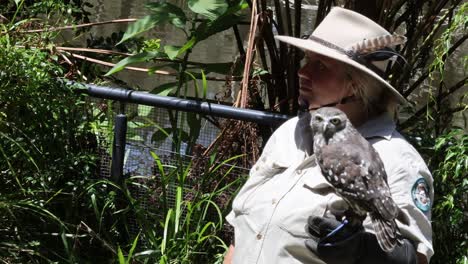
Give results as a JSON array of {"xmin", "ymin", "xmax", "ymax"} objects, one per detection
[{"xmin": 305, "ymin": 216, "xmax": 418, "ymax": 264}]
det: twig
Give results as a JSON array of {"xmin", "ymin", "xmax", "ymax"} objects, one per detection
[
  {"xmin": 20, "ymin": 18, "xmax": 138, "ymax": 33},
  {"xmin": 54, "ymin": 47, "xmax": 228, "ymax": 67},
  {"xmin": 236, "ymin": 0, "xmax": 259, "ymax": 108},
  {"xmin": 55, "ymin": 47, "xmax": 132, "ymax": 56},
  {"xmin": 68, "ymin": 52, "xmax": 172, "ymax": 75},
  {"xmin": 66, "ymin": 52, "xmax": 237, "ymax": 81},
  {"xmin": 59, "ymin": 52, "xmax": 88, "ymax": 81},
  {"xmin": 78, "ymin": 221, "xmax": 116, "ymax": 254}
]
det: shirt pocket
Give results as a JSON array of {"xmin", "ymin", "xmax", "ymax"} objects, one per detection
[{"xmin": 276, "ymin": 171, "xmax": 333, "ymax": 238}]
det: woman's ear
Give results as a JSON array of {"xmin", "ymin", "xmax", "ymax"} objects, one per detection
[{"xmin": 345, "ymin": 80, "xmax": 357, "ymax": 97}]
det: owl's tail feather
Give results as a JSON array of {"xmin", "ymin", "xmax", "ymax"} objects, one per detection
[{"xmin": 371, "ymin": 216, "xmax": 403, "ymax": 252}]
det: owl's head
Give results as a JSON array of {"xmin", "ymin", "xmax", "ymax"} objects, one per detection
[{"xmin": 310, "ymin": 107, "xmax": 349, "ymax": 140}]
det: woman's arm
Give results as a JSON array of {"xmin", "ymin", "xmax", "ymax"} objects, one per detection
[{"xmin": 223, "ymin": 244, "xmax": 235, "ymax": 264}]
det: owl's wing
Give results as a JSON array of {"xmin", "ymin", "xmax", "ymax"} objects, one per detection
[
  {"xmin": 366, "ymin": 146, "xmax": 399, "ymax": 220},
  {"xmin": 319, "ymin": 142, "xmax": 399, "ymax": 220}
]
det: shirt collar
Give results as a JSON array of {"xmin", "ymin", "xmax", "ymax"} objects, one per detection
[{"xmin": 357, "ymin": 112, "xmax": 396, "ymax": 140}]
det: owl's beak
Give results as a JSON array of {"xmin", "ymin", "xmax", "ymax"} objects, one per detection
[{"xmin": 323, "ymin": 121, "xmax": 334, "ymax": 138}]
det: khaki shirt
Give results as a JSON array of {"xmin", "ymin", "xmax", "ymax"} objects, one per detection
[{"xmin": 226, "ymin": 114, "xmax": 434, "ymax": 264}]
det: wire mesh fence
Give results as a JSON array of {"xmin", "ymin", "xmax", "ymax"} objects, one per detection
[{"xmin": 90, "ymin": 97, "xmax": 251, "ymax": 240}]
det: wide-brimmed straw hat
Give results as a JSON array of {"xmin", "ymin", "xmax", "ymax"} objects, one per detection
[{"xmin": 275, "ymin": 7, "xmax": 407, "ymax": 104}]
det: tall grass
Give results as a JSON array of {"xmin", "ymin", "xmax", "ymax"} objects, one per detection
[{"xmin": 95, "ymin": 149, "xmax": 246, "ymax": 263}]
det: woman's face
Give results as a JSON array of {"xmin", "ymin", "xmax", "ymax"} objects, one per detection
[{"xmin": 298, "ymin": 52, "xmax": 353, "ymax": 110}]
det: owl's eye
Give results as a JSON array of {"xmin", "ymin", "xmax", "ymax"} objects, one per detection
[
  {"xmin": 330, "ymin": 118, "xmax": 341, "ymax": 125},
  {"xmin": 315, "ymin": 115, "xmax": 323, "ymax": 122}
]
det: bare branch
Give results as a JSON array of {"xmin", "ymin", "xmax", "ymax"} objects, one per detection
[
  {"xmin": 66, "ymin": 52, "xmax": 237, "ymax": 81},
  {"xmin": 20, "ymin": 18, "xmax": 138, "ymax": 33}
]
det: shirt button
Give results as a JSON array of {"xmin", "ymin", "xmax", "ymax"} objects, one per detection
[
  {"xmin": 272, "ymin": 199, "xmax": 277, "ymax": 204},
  {"xmin": 256, "ymin": 234, "xmax": 262, "ymax": 240},
  {"xmin": 296, "ymin": 169, "xmax": 302, "ymax": 175}
]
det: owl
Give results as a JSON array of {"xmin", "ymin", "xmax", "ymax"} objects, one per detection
[{"xmin": 309, "ymin": 107, "xmax": 405, "ymax": 252}]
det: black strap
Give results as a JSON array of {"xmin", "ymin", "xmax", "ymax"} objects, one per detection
[{"xmin": 298, "ymin": 94, "xmax": 360, "ymax": 114}]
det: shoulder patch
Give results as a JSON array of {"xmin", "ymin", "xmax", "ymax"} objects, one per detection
[{"xmin": 411, "ymin": 178, "xmax": 431, "ymax": 212}]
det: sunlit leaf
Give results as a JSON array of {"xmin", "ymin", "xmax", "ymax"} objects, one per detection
[
  {"xmin": 178, "ymin": 37, "xmax": 197, "ymax": 55},
  {"xmin": 118, "ymin": 4, "xmax": 187, "ymax": 45},
  {"xmin": 163, "ymin": 37, "xmax": 196, "ymax": 59},
  {"xmin": 105, "ymin": 52, "xmax": 159, "ymax": 76},
  {"xmin": 118, "ymin": 16, "xmax": 159, "ymax": 45},
  {"xmin": 164, "ymin": 45, "xmax": 181, "ymax": 60},
  {"xmin": 193, "ymin": 0, "xmax": 247, "ymax": 41},
  {"xmin": 117, "ymin": 246, "xmax": 125, "ymax": 264},
  {"xmin": 201, "ymin": 69, "xmax": 207, "ymax": 98},
  {"xmin": 188, "ymin": 0, "xmax": 228, "ymax": 20},
  {"xmin": 145, "ymin": 2, "xmax": 187, "ymax": 29}
]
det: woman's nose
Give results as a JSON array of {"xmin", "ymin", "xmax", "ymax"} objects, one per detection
[{"xmin": 298, "ymin": 63, "xmax": 313, "ymax": 80}]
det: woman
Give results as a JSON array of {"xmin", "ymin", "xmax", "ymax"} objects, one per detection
[{"xmin": 224, "ymin": 7, "xmax": 433, "ymax": 264}]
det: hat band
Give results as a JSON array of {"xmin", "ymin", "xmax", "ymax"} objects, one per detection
[{"xmin": 308, "ymin": 35, "xmax": 386, "ymax": 77}]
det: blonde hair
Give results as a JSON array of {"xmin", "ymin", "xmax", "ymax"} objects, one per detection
[{"xmin": 344, "ymin": 65, "xmax": 399, "ymax": 117}]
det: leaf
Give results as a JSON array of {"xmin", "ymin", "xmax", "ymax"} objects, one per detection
[
  {"xmin": 145, "ymin": 2, "xmax": 187, "ymax": 29},
  {"xmin": 163, "ymin": 37, "xmax": 196, "ymax": 59},
  {"xmin": 178, "ymin": 36, "xmax": 197, "ymax": 55},
  {"xmin": 188, "ymin": 0, "xmax": 228, "ymax": 20},
  {"xmin": 164, "ymin": 45, "xmax": 181, "ymax": 60},
  {"xmin": 117, "ymin": 246, "xmax": 125, "ymax": 264},
  {"xmin": 118, "ymin": 5, "xmax": 186, "ymax": 45},
  {"xmin": 105, "ymin": 52, "xmax": 159, "ymax": 76},
  {"xmin": 201, "ymin": 69, "xmax": 207, "ymax": 98},
  {"xmin": 137, "ymin": 105, "xmax": 152, "ymax": 117},
  {"xmin": 150, "ymin": 82, "xmax": 178, "ymax": 96},
  {"xmin": 193, "ymin": 0, "xmax": 247, "ymax": 41},
  {"xmin": 126, "ymin": 233, "xmax": 140, "ymax": 264},
  {"xmin": 152, "ymin": 127, "xmax": 173, "ymax": 143},
  {"xmin": 118, "ymin": 15, "xmax": 159, "ymax": 45}
]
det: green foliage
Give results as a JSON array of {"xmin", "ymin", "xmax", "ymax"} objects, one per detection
[
  {"xmin": 188, "ymin": 0, "xmax": 228, "ymax": 20},
  {"xmin": 430, "ymin": 130, "xmax": 467, "ymax": 264},
  {"xmin": 107, "ymin": 0, "xmax": 247, "ymax": 79},
  {"xmin": 3, "ymin": 0, "xmax": 466, "ymax": 263},
  {"xmin": 105, "ymin": 51, "xmax": 160, "ymax": 76},
  {"xmin": 0, "ymin": 34, "xmax": 99, "ymax": 261},
  {"xmin": 429, "ymin": 3, "xmax": 467, "ymax": 81}
]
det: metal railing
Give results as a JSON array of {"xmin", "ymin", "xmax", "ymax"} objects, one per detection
[{"xmin": 75, "ymin": 82, "xmax": 292, "ymax": 183}]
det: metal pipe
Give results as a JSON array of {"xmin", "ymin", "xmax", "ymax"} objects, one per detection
[
  {"xmin": 78, "ymin": 83, "xmax": 292, "ymax": 125},
  {"xmin": 111, "ymin": 113, "xmax": 127, "ymax": 183}
]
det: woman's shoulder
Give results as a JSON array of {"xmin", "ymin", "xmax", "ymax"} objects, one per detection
[
  {"xmin": 371, "ymin": 130, "xmax": 423, "ymax": 159},
  {"xmin": 272, "ymin": 116, "xmax": 300, "ymax": 136},
  {"xmin": 370, "ymin": 130, "xmax": 431, "ymax": 178},
  {"xmin": 260, "ymin": 116, "xmax": 306, "ymax": 167}
]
